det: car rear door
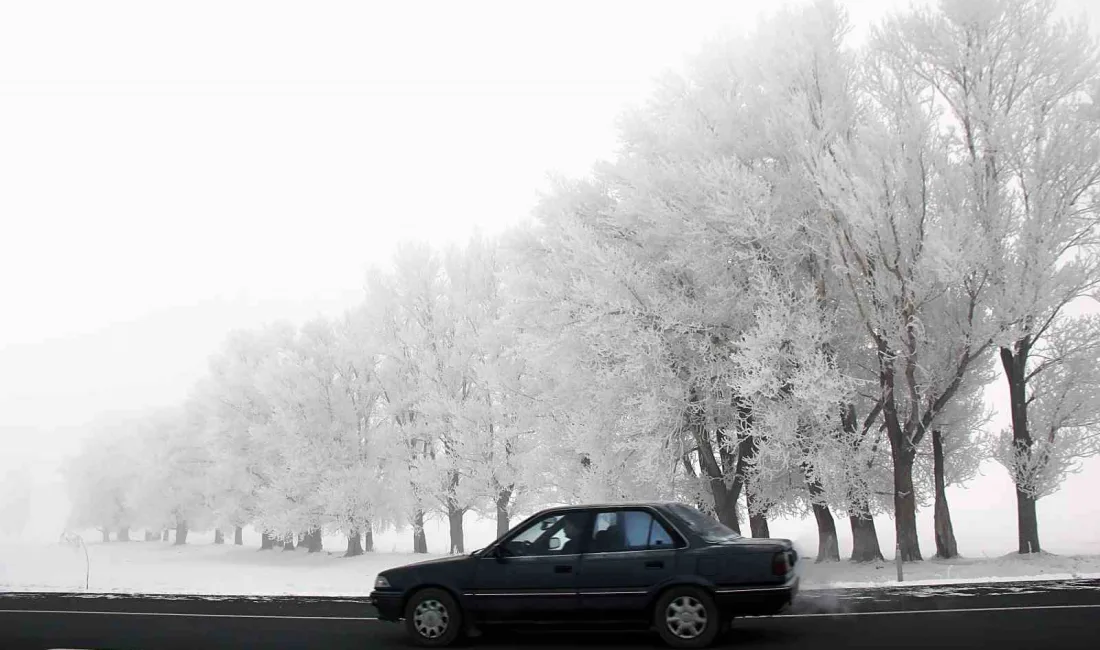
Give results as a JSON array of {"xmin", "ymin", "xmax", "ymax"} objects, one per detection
[
  {"xmin": 576, "ymin": 508, "xmax": 684, "ymax": 620},
  {"xmin": 469, "ymin": 510, "xmax": 590, "ymax": 622}
]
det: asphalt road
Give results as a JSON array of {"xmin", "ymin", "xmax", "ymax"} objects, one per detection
[{"xmin": 2, "ymin": 578, "xmax": 1098, "ymax": 650}]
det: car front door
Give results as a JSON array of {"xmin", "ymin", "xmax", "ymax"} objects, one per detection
[
  {"xmin": 469, "ymin": 510, "xmax": 591, "ymax": 622},
  {"xmin": 576, "ymin": 508, "xmax": 683, "ymax": 620}
]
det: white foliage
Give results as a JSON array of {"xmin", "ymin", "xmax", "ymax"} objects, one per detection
[
  {"xmin": 60, "ymin": 0, "xmax": 1100, "ymax": 555},
  {"xmin": 887, "ymin": 0, "xmax": 1100, "ymax": 506},
  {"xmin": 996, "ymin": 315, "xmax": 1100, "ymax": 497}
]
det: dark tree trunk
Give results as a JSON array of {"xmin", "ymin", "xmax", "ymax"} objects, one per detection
[
  {"xmin": 709, "ymin": 480, "xmax": 741, "ymax": 534},
  {"xmin": 174, "ymin": 521, "xmax": 188, "ymax": 546},
  {"xmin": 100, "ymin": 528, "xmax": 110, "ymax": 543},
  {"xmin": 742, "ymin": 433, "xmax": 768, "ymax": 539},
  {"xmin": 234, "ymin": 526, "xmax": 244, "ymax": 545},
  {"xmin": 412, "ymin": 510, "xmax": 427, "ymax": 554},
  {"xmin": 447, "ymin": 504, "xmax": 465, "ymax": 554},
  {"xmin": 117, "ymin": 527, "xmax": 130, "ymax": 542},
  {"xmin": 747, "ymin": 499, "xmax": 770, "ymax": 539},
  {"xmin": 699, "ymin": 426, "xmax": 756, "ymax": 535},
  {"xmin": 260, "ymin": 532, "xmax": 276, "ymax": 550},
  {"xmin": 346, "ymin": 530, "xmax": 364, "ymax": 557},
  {"xmin": 686, "ymin": 387, "xmax": 745, "ymax": 534},
  {"xmin": 305, "ymin": 528, "xmax": 323, "ymax": 553},
  {"xmin": 1016, "ymin": 487, "xmax": 1041, "ymax": 554},
  {"xmin": 809, "ymin": 502, "xmax": 839, "ymax": 561},
  {"xmin": 1001, "ymin": 344, "xmax": 1042, "ymax": 554},
  {"xmin": 749, "ymin": 512, "xmax": 770, "ymax": 538},
  {"xmin": 495, "ymin": 486, "xmax": 513, "ymax": 538},
  {"xmin": 849, "ymin": 505, "xmax": 885, "ymax": 562},
  {"xmin": 806, "ymin": 476, "xmax": 840, "ymax": 562},
  {"xmin": 144, "ymin": 530, "xmax": 156, "ymax": 542},
  {"xmin": 214, "ymin": 528, "xmax": 225, "ymax": 545},
  {"xmin": 680, "ymin": 450, "xmax": 714, "ymax": 514},
  {"xmin": 890, "ymin": 447, "xmax": 921, "ymax": 561},
  {"xmin": 162, "ymin": 529, "xmax": 169, "ymax": 542},
  {"xmin": 879, "ymin": 337, "xmax": 923, "ymax": 562},
  {"xmin": 363, "ymin": 520, "xmax": 374, "ymax": 552},
  {"xmin": 840, "ymin": 402, "xmax": 885, "ymax": 562},
  {"xmin": 298, "ymin": 532, "xmax": 306, "ymax": 546},
  {"xmin": 282, "ymin": 534, "xmax": 295, "ymax": 550},
  {"xmin": 932, "ymin": 429, "xmax": 959, "ymax": 559}
]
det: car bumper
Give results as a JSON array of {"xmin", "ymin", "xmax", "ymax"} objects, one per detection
[
  {"xmin": 369, "ymin": 591, "xmax": 404, "ymax": 621},
  {"xmin": 714, "ymin": 575, "xmax": 799, "ymax": 616}
]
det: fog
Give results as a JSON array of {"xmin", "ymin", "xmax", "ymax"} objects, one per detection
[{"xmin": 2, "ymin": 0, "xmax": 1100, "ymax": 561}]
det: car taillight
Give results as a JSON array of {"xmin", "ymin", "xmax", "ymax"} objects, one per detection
[{"xmin": 772, "ymin": 551, "xmax": 791, "ymax": 576}]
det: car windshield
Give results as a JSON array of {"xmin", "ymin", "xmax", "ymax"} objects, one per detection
[{"xmin": 667, "ymin": 504, "xmax": 742, "ymax": 543}]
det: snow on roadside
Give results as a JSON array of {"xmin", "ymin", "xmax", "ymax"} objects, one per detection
[
  {"xmin": 2, "ymin": 541, "xmax": 1099, "ymax": 597},
  {"xmin": 0, "ymin": 541, "xmax": 396, "ymax": 596},
  {"xmin": 796, "ymin": 552, "xmax": 1100, "ymax": 589}
]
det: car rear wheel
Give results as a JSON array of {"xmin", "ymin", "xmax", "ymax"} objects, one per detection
[
  {"xmin": 654, "ymin": 586, "xmax": 721, "ymax": 649},
  {"xmin": 404, "ymin": 588, "xmax": 463, "ymax": 648}
]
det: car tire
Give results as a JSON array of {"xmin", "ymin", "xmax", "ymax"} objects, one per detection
[
  {"xmin": 404, "ymin": 588, "xmax": 464, "ymax": 648},
  {"xmin": 654, "ymin": 586, "xmax": 722, "ymax": 649}
]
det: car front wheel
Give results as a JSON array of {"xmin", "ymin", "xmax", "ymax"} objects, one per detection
[
  {"xmin": 654, "ymin": 586, "xmax": 721, "ymax": 649},
  {"xmin": 403, "ymin": 588, "xmax": 463, "ymax": 648}
]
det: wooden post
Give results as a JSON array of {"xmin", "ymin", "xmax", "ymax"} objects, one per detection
[{"xmin": 895, "ymin": 541, "xmax": 904, "ymax": 582}]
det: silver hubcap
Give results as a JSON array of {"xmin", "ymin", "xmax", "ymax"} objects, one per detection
[
  {"xmin": 412, "ymin": 599, "xmax": 449, "ymax": 638},
  {"xmin": 665, "ymin": 595, "xmax": 708, "ymax": 639}
]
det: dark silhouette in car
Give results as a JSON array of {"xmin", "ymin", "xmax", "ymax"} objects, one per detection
[{"xmin": 369, "ymin": 502, "xmax": 799, "ymax": 648}]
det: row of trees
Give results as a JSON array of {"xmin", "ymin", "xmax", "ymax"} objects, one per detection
[{"xmin": 66, "ymin": 0, "xmax": 1100, "ymax": 562}]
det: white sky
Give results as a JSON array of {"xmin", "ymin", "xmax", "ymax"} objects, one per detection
[{"xmin": 1, "ymin": 0, "xmax": 1099, "ymax": 548}]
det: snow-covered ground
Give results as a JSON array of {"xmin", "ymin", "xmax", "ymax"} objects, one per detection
[
  {"xmin": 3, "ymin": 537, "xmax": 1098, "ymax": 597},
  {"xmin": 5, "ymin": 460, "xmax": 1099, "ymax": 596}
]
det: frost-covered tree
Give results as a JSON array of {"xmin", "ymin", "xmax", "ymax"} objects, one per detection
[
  {"xmin": 641, "ymin": 0, "xmax": 903, "ymax": 560},
  {"xmin": 250, "ymin": 319, "xmax": 348, "ymax": 552},
  {"xmin": 324, "ymin": 308, "xmax": 394, "ymax": 555},
  {"xmin": 437, "ymin": 234, "xmax": 551, "ymax": 539},
  {"xmin": 402, "ymin": 242, "xmax": 484, "ymax": 554},
  {"xmin": 884, "ymin": 0, "xmax": 1100, "ymax": 554},
  {"xmin": 203, "ymin": 323, "xmax": 298, "ymax": 549},
  {"xmin": 362, "ymin": 236, "xmax": 537, "ymax": 554},
  {"xmin": 915, "ymin": 363, "xmax": 995, "ymax": 558},
  {"xmin": 506, "ymin": 5, "xmax": 855, "ymax": 537},
  {"xmin": 994, "ymin": 315, "xmax": 1100, "ymax": 547},
  {"xmin": 64, "ymin": 416, "xmax": 145, "ymax": 542},
  {"xmin": 364, "ymin": 255, "xmax": 436, "ymax": 553},
  {"xmin": 131, "ymin": 404, "xmax": 217, "ymax": 545},
  {"xmin": 799, "ymin": 11, "xmax": 1002, "ymax": 561}
]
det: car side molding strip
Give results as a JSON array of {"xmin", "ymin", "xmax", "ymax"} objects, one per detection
[
  {"xmin": 462, "ymin": 592, "xmax": 577, "ymax": 597},
  {"xmin": 463, "ymin": 586, "xmax": 791, "ymax": 598},
  {"xmin": 713, "ymin": 585, "xmax": 792, "ymax": 594}
]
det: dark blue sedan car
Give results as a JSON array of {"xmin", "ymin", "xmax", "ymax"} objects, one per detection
[{"xmin": 370, "ymin": 502, "xmax": 799, "ymax": 648}]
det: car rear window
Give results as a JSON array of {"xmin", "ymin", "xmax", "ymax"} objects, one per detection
[{"xmin": 666, "ymin": 503, "xmax": 741, "ymax": 543}]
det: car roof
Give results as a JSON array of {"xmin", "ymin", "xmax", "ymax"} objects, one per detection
[{"xmin": 537, "ymin": 501, "xmax": 683, "ymax": 512}]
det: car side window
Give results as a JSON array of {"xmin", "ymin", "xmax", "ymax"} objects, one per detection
[
  {"xmin": 648, "ymin": 517, "xmax": 675, "ymax": 549},
  {"xmin": 589, "ymin": 510, "xmax": 679, "ymax": 553},
  {"xmin": 622, "ymin": 511, "xmax": 652, "ymax": 549},
  {"xmin": 501, "ymin": 512, "xmax": 588, "ymax": 557}
]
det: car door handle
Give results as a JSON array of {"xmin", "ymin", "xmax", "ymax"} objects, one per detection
[
  {"xmin": 645, "ymin": 561, "xmax": 664, "ymax": 569},
  {"xmin": 554, "ymin": 565, "xmax": 573, "ymax": 574}
]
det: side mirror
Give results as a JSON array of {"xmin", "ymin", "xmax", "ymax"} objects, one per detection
[
  {"xmin": 490, "ymin": 546, "xmax": 508, "ymax": 562},
  {"xmin": 548, "ymin": 537, "xmax": 561, "ymax": 550}
]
